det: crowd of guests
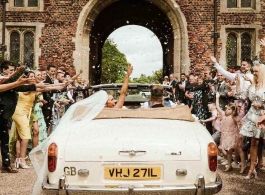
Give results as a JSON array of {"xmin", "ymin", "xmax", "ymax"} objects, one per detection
[
  {"xmin": 163, "ymin": 54, "xmax": 265, "ymax": 179},
  {"xmin": 0, "ymin": 61, "xmax": 92, "ymax": 173},
  {"xmin": 1, "ymin": 44, "xmax": 265, "ymax": 182},
  {"xmin": 0, "ymin": 60, "xmax": 134, "ymax": 174}
]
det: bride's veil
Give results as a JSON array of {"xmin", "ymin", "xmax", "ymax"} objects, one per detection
[{"xmin": 29, "ymin": 90, "xmax": 108, "ymax": 194}]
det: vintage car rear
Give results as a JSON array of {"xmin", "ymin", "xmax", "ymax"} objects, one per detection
[{"xmin": 42, "ymin": 107, "xmax": 222, "ymax": 195}]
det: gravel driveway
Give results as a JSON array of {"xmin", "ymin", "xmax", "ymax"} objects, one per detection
[{"xmin": 0, "ymin": 159, "xmax": 264, "ymax": 195}]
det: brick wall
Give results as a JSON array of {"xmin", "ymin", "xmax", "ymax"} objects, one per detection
[
  {"xmin": 1, "ymin": 0, "xmax": 265, "ymax": 70},
  {"xmin": 177, "ymin": 0, "xmax": 264, "ymax": 69},
  {"xmin": 176, "ymin": 0, "xmax": 217, "ymax": 70}
]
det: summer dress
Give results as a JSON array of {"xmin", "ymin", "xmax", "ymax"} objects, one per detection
[
  {"xmin": 236, "ymin": 85, "xmax": 265, "ymax": 139},
  {"xmin": 219, "ymin": 111, "xmax": 239, "ymax": 150}
]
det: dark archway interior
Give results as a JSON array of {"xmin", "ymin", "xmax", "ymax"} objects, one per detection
[{"xmin": 89, "ymin": 0, "xmax": 174, "ymax": 84}]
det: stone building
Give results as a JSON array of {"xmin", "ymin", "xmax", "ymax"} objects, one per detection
[{"xmin": 0, "ymin": 0, "xmax": 264, "ymax": 84}]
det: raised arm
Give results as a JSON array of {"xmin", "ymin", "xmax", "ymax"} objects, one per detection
[
  {"xmin": 37, "ymin": 83, "xmax": 66, "ymax": 92},
  {"xmin": 210, "ymin": 56, "xmax": 236, "ymax": 81},
  {"xmin": 0, "ymin": 75, "xmax": 35, "ymax": 92},
  {"xmin": 114, "ymin": 64, "xmax": 133, "ymax": 108},
  {"xmin": 200, "ymin": 108, "xmax": 217, "ymax": 124},
  {"xmin": 234, "ymin": 74, "xmax": 249, "ymax": 100},
  {"xmin": 10, "ymin": 65, "xmax": 25, "ymax": 79},
  {"xmin": 260, "ymin": 38, "xmax": 265, "ymax": 47},
  {"xmin": 200, "ymin": 115, "xmax": 217, "ymax": 123},
  {"xmin": 215, "ymin": 92, "xmax": 223, "ymax": 114},
  {"xmin": 0, "ymin": 81, "xmax": 23, "ymax": 92},
  {"xmin": 0, "ymin": 75, "xmax": 10, "ymax": 84},
  {"xmin": 71, "ymin": 69, "xmax": 83, "ymax": 81},
  {"xmin": 0, "ymin": 65, "xmax": 25, "ymax": 84}
]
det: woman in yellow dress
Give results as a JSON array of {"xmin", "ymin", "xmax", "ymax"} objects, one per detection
[
  {"xmin": 12, "ymin": 71, "xmax": 36, "ymax": 168},
  {"xmin": 12, "ymin": 71, "xmax": 66, "ymax": 168}
]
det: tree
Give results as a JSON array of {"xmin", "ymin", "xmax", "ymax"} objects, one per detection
[
  {"xmin": 130, "ymin": 69, "xmax": 162, "ymax": 84},
  {"xmin": 101, "ymin": 39, "xmax": 128, "ymax": 83},
  {"xmin": 151, "ymin": 69, "xmax": 163, "ymax": 84}
]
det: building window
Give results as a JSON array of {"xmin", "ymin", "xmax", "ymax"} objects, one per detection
[
  {"xmin": 241, "ymin": 33, "xmax": 252, "ymax": 60},
  {"xmin": 14, "ymin": 0, "xmax": 38, "ymax": 7},
  {"xmin": 9, "ymin": 29, "xmax": 35, "ymax": 67},
  {"xmin": 14, "ymin": 0, "xmax": 23, "ymax": 7},
  {"xmin": 226, "ymin": 30, "xmax": 254, "ymax": 68},
  {"xmin": 7, "ymin": 0, "xmax": 43, "ymax": 11},
  {"xmin": 227, "ymin": 0, "xmax": 252, "ymax": 8},
  {"xmin": 241, "ymin": 0, "xmax": 252, "ymax": 7},
  {"xmin": 24, "ymin": 32, "xmax": 34, "ymax": 66},
  {"xmin": 221, "ymin": 0, "xmax": 260, "ymax": 12},
  {"xmin": 226, "ymin": 33, "xmax": 237, "ymax": 67},
  {"xmin": 28, "ymin": 0, "xmax": 38, "ymax": 7},
  {"xmin": 227, "ymin": 0, "xmax": 237, "ymax": 8},
  {"xmin": 10, "ymin": 32, "xmax": 20, "ymax": 61},
  {"xmin": 227, "ymin": 0, "xmax": 253, "ymax": 8}
]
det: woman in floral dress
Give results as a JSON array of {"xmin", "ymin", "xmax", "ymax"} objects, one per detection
[
  {"xmin": 235, "ymin": 63, "xmax": 265, "ymax": 179},
  {"xmin": 192, "ymin": 76, "xmax": 208, "ymax": 120},
  {"xmin": 30, "ymin": 97, "xmax": 47, "ymax": 147}
]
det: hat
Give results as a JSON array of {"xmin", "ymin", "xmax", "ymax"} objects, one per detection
[{"xmin": 164, "ymin": 76, "xmax": 169, "ymax": 79}]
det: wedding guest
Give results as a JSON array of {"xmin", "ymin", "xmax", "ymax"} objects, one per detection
[
  {"xmin": 0, "ymin": 61, "xmax": 38, "ymax": 173},
  {"xmin": 11, "ymin": 71, "xmax": 65, "ymax": 169},
  {"xmin": 162, "ymin": 76, "xmax": 169, "ymax": 85},
  {"xmin": 176, "ymin": 73, "xmax": 187, "ymax": 105},
  {"xmin": 235, "ymin": 62, "xmax": 265, "ymax": 178}
]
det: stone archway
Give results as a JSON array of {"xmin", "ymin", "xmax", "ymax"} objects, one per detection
[{"xmin": 74, "ymin": 0, "xmax": 190, "ymax": 84}]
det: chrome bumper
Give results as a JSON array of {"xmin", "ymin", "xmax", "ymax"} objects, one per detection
[{"xmin": 42, "ymin": 174, "xmax": 222, "ymax": 195}]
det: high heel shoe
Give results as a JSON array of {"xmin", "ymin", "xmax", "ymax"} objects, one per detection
[
  {"xmin": 239, "ymin": 166, "xmax": 247, "ymax": 174},
  {"xmin": 15, "ymin": 158, "xmax": 20, "ymax": 169},
  {"xmin": 224, "ymin": 166, "xmax": 233, "ymax": 172},
  {"xmin": 244, "ymin": 170, "xmax": 257, "ymax": 180},
  {"xmin": 18, "ymin": 158, "xmax": 30, "ymax": 169}
]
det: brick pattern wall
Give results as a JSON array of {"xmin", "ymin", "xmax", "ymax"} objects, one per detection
[
  {"xmin": 258, "ymin": 1, "xmax": 265, "ymax": 62},
  {"xmin": 1, "ymin": 0, "xmax": 265, "ymax": 70},
  {"xmin": 176, "ymin": 0, "xmax": 216, "ymax": 72},
  {"xmin": 37, "ymin": 0, "xmax": 85, "ymax": 67},
  {"xmin": 177, "ymin": 0, "xmax": 264, "ymax": 70}
]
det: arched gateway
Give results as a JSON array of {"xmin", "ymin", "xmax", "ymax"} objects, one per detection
[{"xmin": 74, "ymin": 0, "xmax": 190, "ymax": 84}]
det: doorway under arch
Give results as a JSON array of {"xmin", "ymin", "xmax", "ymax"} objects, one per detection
[
  {"xmin": 105, "ymin": 25, "xmax": 163, "ymax": 80},
  {"xmin": 74, "ymin": 0, "xmax": 190, "ymax": 84}
]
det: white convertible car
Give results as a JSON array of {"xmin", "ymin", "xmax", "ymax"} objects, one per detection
[{"xmin": 30, "ymin": 90, "xmax": 222, "ymax": 195}]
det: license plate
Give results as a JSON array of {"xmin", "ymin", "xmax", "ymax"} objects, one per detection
[{"xmin": 104, "ymin": 167, "xmax": 161, "ymax": 180}]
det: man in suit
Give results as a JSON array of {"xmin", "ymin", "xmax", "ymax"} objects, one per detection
[
  {"xmin": 184, "ymin": 74, "xmax": 197, "ymax": 108},
  {"xmin": 214, "ymin": 72, "xmax": 228, "ymax": 110},
  {"xmin": 42, "ymin": 64, "xmax": 57, "ymax": 135},
  {"xmin": 166, "ymin": 74, "xmax": 176, "ymax": 102},
  {"xmin": 176, "ymin": 73, "xmax": 187, "ymax": 104},
  {"xmin": 0, "ymin": 61, "xmax": 37, "ymax": 173}
]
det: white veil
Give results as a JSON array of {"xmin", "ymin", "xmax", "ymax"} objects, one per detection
[{"xmin": 29, "ymin": 90, "xmax": 108, "ymax": 195}]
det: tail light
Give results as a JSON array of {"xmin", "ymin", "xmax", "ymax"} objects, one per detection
[
  {"xmin": 208, "ymin": 142, "xmax": 217, "ymax": 172},
  {"xmin": 48, "ymin": 143, "xmax": 58, "ymax": 172}
]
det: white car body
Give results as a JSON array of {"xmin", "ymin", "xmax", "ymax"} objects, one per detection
[{"xmin": 41, "ymin": 106, "xmax": 222, "ymax": 195}]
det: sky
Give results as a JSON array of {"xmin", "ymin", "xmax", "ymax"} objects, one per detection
[{"xmin": 108, "ymin": 25, "xmax": 163, "ymax": 78}]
